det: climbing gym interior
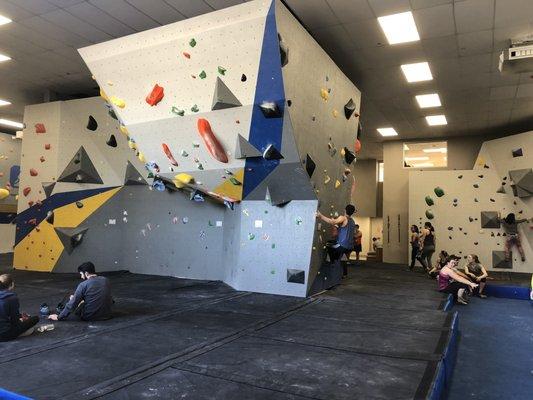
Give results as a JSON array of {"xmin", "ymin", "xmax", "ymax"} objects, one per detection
[{"xmin": 0, "ymin": 1, "xmax": 531, "ymax": 399}]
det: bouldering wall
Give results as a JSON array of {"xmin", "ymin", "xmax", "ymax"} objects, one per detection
[
  {"xmin": 409, "ymin": 131, "xmax": 532, "ymax": 273},
  {"xmin": 0, "ymin": 132, "xmax": 21, "ymax": 253},
  {"xmin": 73, "ymin": 0, "xmax": 360, "ymax": 297}
]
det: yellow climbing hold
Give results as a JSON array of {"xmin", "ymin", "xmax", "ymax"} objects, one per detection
[
  {"xmin": 100, "ymin": 89, "xmax": 109, "ymax": 102},
  {"xmin": 128, "ymin": 140, "xmax": 137, "ymax": 150},
  {"xmin": 0, "ymin": 188, "xmax": 9, "ymax": 200},
  {"xmin": 119, "ymin": 125, "xmax": 129, "ymax": 136},
  {"xmin": 110, "ymin": 96, "xmax": 126, "ymax": 108},
  {"xmin": 335, "ymin": 180, "xmax": 341, "ymax": 189},
  {"xmin": 173, "ymin": 173, "xmax": 194, "ymax": 188},
  {"xmin": 324, "ymin": 175, "xmax": 331, "ymax": 184},
  {"xmin": 332, "ymin": 109, "xmax": 338, "ymax": 118},
  {"xmin": 138, "ymin": 152, "xmax": 146, "ymax": 163},
  {"xmin": 340, "ymin": 148, "xmax": 346, "ymax": 157},
  {"xmin": 320, "ymin": 88, "xmax": 329, "ymax": 101}
]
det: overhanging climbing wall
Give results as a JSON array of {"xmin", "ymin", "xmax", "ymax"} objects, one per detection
[
  {"xmin": 0, "ymin": 132, "xmax": 21, "ymax": 253},
  {"xmin": 76, "ymin": 0, "xmax": 360, "ymax": 296},
  {"xmin": 409, "ymin": 131, "xmax": 532, "ymax": 273}
]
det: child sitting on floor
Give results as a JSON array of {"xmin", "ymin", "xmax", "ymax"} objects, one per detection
[{"xmin": 0, "ymin": 274, "xmax": 39, "ymax": 342}]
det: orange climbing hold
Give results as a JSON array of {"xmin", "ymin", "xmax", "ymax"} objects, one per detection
[
  {"xmin": 30, "ymin": 168, "xmax": 38, "ymax": 176},
  {"xmin": 23, "ymin": 187, "xmax": 31, "ymax": 197},
  {"xmin": 146, "ymin": 84, "xmax": 164, "ymax": 106},
  {"xmin": 162, "ymin": 143, "xmax": 178, "ymax": 166},
  {"xmin": 355, "ymin": 139, "xmax": 362, "ymax": 153},
  {"xmin": 44, "ymin": 144, "xmax": 51, "ymax": 150},
  {"xmin": 197, "ymin": 119, "xmax": 228, "ymax": 163},
  {"xmin": 35, "ymin": 123, "xmax": 46, "ymax": 134}
]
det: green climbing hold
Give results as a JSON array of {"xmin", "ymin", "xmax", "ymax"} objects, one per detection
[
  {"xmin": 271, "ymin": 243, "xmax": 276, "ymax": 249},
  {"xmin": 248, "ymin": 233, "xmax": 255, "ymax": 240},
  {"xmin": 147, "ymin": 172, "xmax": 154, "ymax": 178},
  {"xmin": 434, "ymin": 187, "xmax": 445, "ymax": 197},
  {"xmin": 171, "ymin": 106, "xmax": 185, "ymax": 116},
  {"xmin": 191, "ymin": 104, "xmax": 199, "ymax": 112},
  {"xmin": 425, "ymin": 210, "xmax": 434, "ymax": 219},
  {"xmin": 295, "ymin": 217, "xmax": 303, "ymax": 225},
  {"xmin": 208, "ymin": 220, "xmax": 214, "ymax": 226},
  {"xmin": 217, "ymin": 66, "xmax": 226, "ymax": 75},
  {"xmin": 199, "ymin": 70, "xmax": 206, "ymax": 79},
  {"xmin": 270, "ymin": 269, "xmax": 276, "ymax": 275},
  {"xmin": 425, "ymin": 196, "xmax": 434, "ymax": 206},
  {"xmin": 229, "ymin": 177, "xmax": 241, "ymax": 186},
  {"xmin": 189, "ymin": 38, "xmax": 196, "ymax": 47}
]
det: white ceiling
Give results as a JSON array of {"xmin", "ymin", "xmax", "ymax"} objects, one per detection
[{"xmin": 0, "ymin": 0, "xmax": 532, "ymax": 159}]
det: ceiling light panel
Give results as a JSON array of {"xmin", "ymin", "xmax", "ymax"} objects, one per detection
[
  {"xmin": 0, "ymin": 118, "xmax": 24, "ymax": 129},
  {"xmin": 426, "ymin": 115, "xmax": 447, "ymax": 126},
  {"xmin": 0, "ymin": 99, "xmax": 11, "ymax": 106},
  {"xmin": 416, "ymin": 93, "xmax": 441, "ymax": 108},
  {"xmin": 378, "ymin": 12, "xmax": 420, "ymax": 45},
  {"xmin": 401, "ymin": 62, "xmax": 432, "ymax": 82},
  {"xmin": 0, "ymin": 54, "xmax": 12, "ymax": 62},
  {"xmin": 0, "ymin": 15, "xmax": 11, "ymax": 26},
  {"xmin": 377, "ymin": 127, "xmax": 398, "ymax": 137}
]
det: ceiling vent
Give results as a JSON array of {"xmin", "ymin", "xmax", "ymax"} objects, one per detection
[{"xmin": 499, "ymin": 40, "xmax": 533, "ymax": 74}]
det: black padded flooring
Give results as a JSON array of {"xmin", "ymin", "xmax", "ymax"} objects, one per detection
[{"xmin": 0, "ymin": 260, "xmax": 452, "ymax": 400}]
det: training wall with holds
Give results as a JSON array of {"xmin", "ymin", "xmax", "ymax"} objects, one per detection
[
  {"xmin": 77, "ymin": 0, "xmax": 361, "ymax": 297},
  {"xmin": 409, "ymin": 131, "xmax": 532, "ymax": 274},
  {"xmin": 0, "ymin": 132, "xmax": 21, "ymax": 253}
]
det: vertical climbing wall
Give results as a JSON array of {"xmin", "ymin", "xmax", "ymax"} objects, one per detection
[
  {"xmin": 409, "ymin": 131, "xmax": 532, "ymax": 273},
  {"xmin": 0, "ymin": 132, "xmax": 21, "ymax": 253}
]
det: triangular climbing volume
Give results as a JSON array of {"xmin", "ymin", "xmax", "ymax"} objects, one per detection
[
  {"xmin": 42, "ymin": 182, "xmax": 56, "ymax": 198},
  {"xmin": 54, "ymin": 226, "xmax": 89, "ymax": 255},
  {"xmin": 235, "ymin": 134, "xmax": 262, "ymax": 159},
  {"xmin": 124, "ymin": 161, "xmax": 148, "ymax": 186},
  {"xmin": 212, "ymin": 77, "xmax": 242, "ymax": 110},
  {"xmin": 57, "ymin": 146, "xmax": 103, "ymax": 184}
]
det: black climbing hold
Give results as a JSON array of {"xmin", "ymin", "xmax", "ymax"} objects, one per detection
[
  {"xmin": 473, "ymin": 184, "xmax": 479, "ymax": 188},
  {"xmin": 458, "ymin": 175, "xmax": 463, "ymax": 179},
  {"xmin": 45, "ymin": 211, "xmax": 54, "ymax": 224},
  {"xmin": 484, "ymin": 164, "xmax": 489, "ymax": 169},
  {"xmin": 106, "ymin": 134, "xmax": 117, "ymax": 148},
  {"xmin": 356, "ymin": 121, "xmax": 363, "ymax": 139},
  {"xmin": 259, "ymin": 101, "xmax": 282, "ymax": 118},
  {"xmin": 344, "ymin": 98, "xmax": 356, "ymax": 120},
  {"xmin": 490, "ymin": 198, "xmax": 495, "ymax": 202},
  {"xmin": 474, "ymin": 198, "xmax": 479, "ymax": 202},
  {"xmin": 76, "ymin": 201, "xmax": 83, "ymax": 208},
  {"xmin": 87, "ymin": 115, "xmax": 98, "ymax": 131},
  {"xmin": 278, "ymin": 33, "xmax": 289, "ymax": 67},
  {"xmin": 305, "ymin": 154, "xmax": 316, "ymax": 178},
  {"xmin": 478, "ymin": 175, "xmax": 483, "ymax": 178},
  {"xmin": 469, "ymin": 217, "xmax": 474, "ymax": 222},
  {"xmin": 447, "ymin": 227, "xmax": 453, "ymax": 230},
  {"xmin": 512, "ymin": 148, "xmax": 523, "ymax": 158},
  {"xmin": 263, "ymin": 144, "xmax": 284, "ymax": 160},
  {"xmin": 107, "ymin": 107, "xmax": 118, "ymax": 120},
  {"xmin": 287, "ymin": 268, "xmax": 304, "ymax": 284},
  {"xmin": 287, "ymin": 100, "xmax": 292, "ymax": 107},
  {"xmin": 241, "ymin": 74, "xmax": 247, "ymax": 82},
  {"xmin": 343, "ymin": 147, "xmax": 356, "ymax": 164}
]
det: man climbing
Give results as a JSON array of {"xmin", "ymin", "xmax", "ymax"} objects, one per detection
[
  {"xmin": 48, "ymin": 262, "xmax": 113, "ymax": 322},
  {"xmin": 354, "ymin": 224, "xmax": 363, "ymax": 261},
  {"xmin": 316, "ymin": 204, "xmax": 357, "ymax": 277}
]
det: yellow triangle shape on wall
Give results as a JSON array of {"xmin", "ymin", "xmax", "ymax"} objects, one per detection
[{"xmin": 212, "ymin": 169, "xmax": 244, "ymax": 201}]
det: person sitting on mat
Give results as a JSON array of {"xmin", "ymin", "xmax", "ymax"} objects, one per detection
[
  {"xmin": 353, "ymin": 224, "xmax": 363, "ymax": 261},
  {"xmin": 0, "ymin": 274, "xmax": 39, "ymax": 342},
  {"xmin": 463, "ymin": 254, "xmax": 488, "ymax": 298},
  {"xmin": 428, "ymin": 250, "xmax": 448, "ymax": 278},
  {"xmin": 437, "ymin": 255, "xmax": 478, "ymax": 305},
  {"xmin": 316, "ymin": 204, "xmax": 356, "ymax": 277},
  {"xmin": 48, "ymin": 262, "xmax": 112, "ymax": 322},
  {"xmin": 499, "ymin": 213, "xmax": 530, "ymax": 262}
]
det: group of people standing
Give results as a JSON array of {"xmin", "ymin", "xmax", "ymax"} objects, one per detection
[{"xmin": 409, "ymin": 212, "xmax": 530, "ymax": 304}]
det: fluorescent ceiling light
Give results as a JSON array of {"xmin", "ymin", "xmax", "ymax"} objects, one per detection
[
  {"xmin": 416, "ymin": 93, "xmax": 441, "ymax": 108},
  {"xmin": 426, "ymin": 115, "xmax": 447, "ymax": 126},
  {"xmin": 0, "ymin": 53, "xmax": 11, "ymax": 62},
  {"xmin": 423, "ymin": 147, "xmax": 447, "ymax": 153},
  {"xmin": 405, "ymin": 156, "xmax": 430, "ymax": 161},
  {"xmin": 377, "ymin": 127, "xmax": 398, "ymax": 137},
  {"xmin": 412, "ymin": 163, "xmax": 434, "ymax": 168},
  {"xmin": 401, "ymin": 62, "xmax": 432, "ymax": 82},
  {"xmin": 0, "ymin": 14, "xmax": 12, "ymax": 26},
  {"xmin": 0, "ymin": 99, "xmax": 11, "ymax": 106},
  {"xmin": 377, "ymin": 11, "xmax": 420, "ymax": 45},
  {"xmin": 0, "ymin": 118, "xmax": 24, "ymax": 129}
]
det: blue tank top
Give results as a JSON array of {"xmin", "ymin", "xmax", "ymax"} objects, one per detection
[{"xmin": 337, "ymin": 218, "xmax": 355, "ymax": 249}]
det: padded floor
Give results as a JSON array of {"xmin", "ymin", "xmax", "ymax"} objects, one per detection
[{"xmin": 0, "ymin": 260, "xmax": 452, "ymax": 400}]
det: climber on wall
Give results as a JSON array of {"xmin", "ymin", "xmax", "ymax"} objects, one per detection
[
  {"xmin": 499, "ymin": 213, "xmax": 531, "ymax": 262},
  {"xmin": 316, "ymin": 204, "xmax": 357, "ymax": 277}
]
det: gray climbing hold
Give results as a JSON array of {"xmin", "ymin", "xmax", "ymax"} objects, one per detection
[
  {"xmin": 55, "ymin": 226, "xmax": 89, "ymax": 255},
  {"xmin": 212, "ymin": 77, "xmax": 242, "ymax": 110},
  {"xmin": 57, "ymin": 146, "xmax": 103, "ymax": 184},
  {"xmin": 480, "ymin": 211, "xmax": 500, "ymax": 229},
  {"xmin": 287, "ymin": 269, "xmax": 304, "ymax": 284},
  {"xmin": 509, "ymin": 168, "xmax": 533, "ymax": 198},
  {"xmin": 492, "ymin": 250, "xmax": 512, "ymax": 269},
  {"xmin": 124, "ymin": 161, "xmax": 148, "ymax": 186},
  {"xmin": 42, "ymin": 182, "xmax": 56, "ymax": 198},
  {"xmin": 235, "ymin": 134, "xmax": 262, "ymax": 159}
]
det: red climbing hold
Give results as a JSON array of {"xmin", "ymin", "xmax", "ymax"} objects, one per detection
[
  {"xmin": 35, "ymin": 123, "xmax": 46, "ymax": 134},
  {"xmin": 40, "ymin": 156, "xmax": 45, "ymax": 162},
  {"xmin": 23, "ymin": 187, "xmax": 31, "ymax": 197},
  {"xmin": 354, "ymin": 139, "xmax": 362, "ymax": 153},
  {"xmin": 146, "ymin": 84, "xmax": 164, "ymax": 106},
  {"xmin": 197, "ymin": 119, "xmax": 228, "ymax": 163},
  {"xmin": 162, "ymin": 143, "xmax": 178, "ymax": 166},
  {"xmin": 28, "ymin": 201, "xmax": 34, "ymax": 207},
  {"xmin": 30, "ymin": 168, "xmax": 38, "ymax": 176},
  {"xmin": 183, "ymin": 52, "xmax": 191, "ymax": 59},
  {"xmin": 44, "ymin": 144, "xmax": 51, "ymax": 150}
]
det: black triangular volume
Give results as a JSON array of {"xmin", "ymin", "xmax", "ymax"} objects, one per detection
[
  {"xmin": 287, "ymin": 269, "xmax": 305, "ymax": 284},
  {"xmin": 54, "ymin": 226, "xmax": 88, "ymax": 255},
  {"xmin": 57, "ymin": 146, "xmax": 103, "ymax": 184},
  {"xmin": 87, "ymin": 115, "xmax": 98, "ymax": 131},
  {"xmin": 344, "ymin": 98, "xmax": 356, "ymax": 120},
  {"xmin": 124, "ymin": 161, "xmax": 148, "ymax": 186},
  {"xmin": 106, "ymin": 104, "xmax": 118, "ymax": 120},
  {"xmin": 235, "ymin": 134, "xmax": 262, "ymax": 159},
  {"xmin": 259, "ymin": 101, "xmax": 282, "ymax": 118},
  {"xmin": 263, "ymin": 144, "xmax": 284, "ymax": 160},
  {"xmin": 356, "ymin": 121, "xmax": 363, "ymax": 139},
  {"xmin": 305, "ymin": 154, "xmax": 316, "ymax": 178},
  {"xmin": 212, "ymin": 77, "xmax": 242, "ymax": 110},
  {"xmin": 511, "ymin": 148, "xmax": 523, "ymax": 158},
  {"xmin": 42, "ymin": 182, "xmax": 56, "ymax": 198},
  {"xmin": 106, "ymin": 134, "xmax": 117, "ymax": 148},
  {"xmin": 343, "ymin": 147, "xmax": 356, "ymax": 164}
]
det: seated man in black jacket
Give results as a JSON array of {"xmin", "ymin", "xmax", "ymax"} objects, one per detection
[
  {"xmin": 48, "ymin": 262, "xmax": 113, "ymax": 322},
  {"xmin": 0, "ymin": 274, "xmax": 39, "ymax": 342}
]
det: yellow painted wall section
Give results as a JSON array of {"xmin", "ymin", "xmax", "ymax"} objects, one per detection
[
  {"xmin": 53, "ymin": 187, "xmax": 121, "ymax": 227},
  {"xmin": 13, "ymin": 221, "xmax": 64, "ymax": 272},
  {"xmin": 212, "ymin": 169, "xmax": 244, "ymax": 200}
]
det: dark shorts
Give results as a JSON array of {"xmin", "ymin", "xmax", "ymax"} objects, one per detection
[{"xmin": 354, "ymin": 244, "xmax": 362, "ymax": 252}]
